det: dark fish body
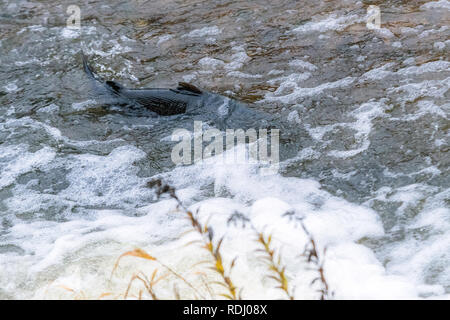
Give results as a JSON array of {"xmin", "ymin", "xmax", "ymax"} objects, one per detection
[{"xmin": 82, "ymin": 53, "xmax": 273, "ymax": 129}]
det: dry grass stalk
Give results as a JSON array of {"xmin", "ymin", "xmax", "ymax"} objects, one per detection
[
  {"xmin": 124, "ymin": 271, "xmax": 161, "ymax": 300},
  {"xmin": 57, "ymin": 285, "xmax": 86, "ymax": 300},
  {"xmin": 105, "ymin": 179, "xmax": 333, "ymax": 300},
  {"xmin": 111, "ymin": 246, "xmax": 205, "ymax": 299},
  {"xmin": 299, "ymin": 221, "xmax": 332, "ymax": 300},
  {"xmin": 280, "ymin": 210, "xmax": 332, "ymax": 300},
  {"xmin": 150, "ymin": 179, "xmax": 239, "ymax": 300},
  {"xmin": 254, "ymin": 230, "xmax": 294, "ymax": 299}
]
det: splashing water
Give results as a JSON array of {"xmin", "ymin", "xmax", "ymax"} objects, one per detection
[{"xmin": 0, "ymin": 0, "xmax": 449, "ymax": 299}]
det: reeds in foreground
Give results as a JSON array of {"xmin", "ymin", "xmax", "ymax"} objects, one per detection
[
  {"xmin": 151, "ymin": 179, "xmax": 239, "ymax": 299},
  {"xmin": 56, "ymin": 179, "xmax": 332, "ymax": 300},
  {"xmin": 298, "ymin": 221, "xmax": 332, "ymax": 300},
  {"xmin": 253, "ymin": 230, "xmax": 294, "ymax": 299}
]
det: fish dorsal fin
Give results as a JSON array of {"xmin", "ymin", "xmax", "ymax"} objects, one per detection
[
  {"xmin": 177, "ymin": 82, "xmax": 202, "ymax": 95},
  {"xmin": 105, "ymin": 80, "xmax": 123, "ymax": 93}
]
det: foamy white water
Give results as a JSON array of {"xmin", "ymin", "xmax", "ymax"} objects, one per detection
[{"xmin": 0, "ymin": 0, "xmax": 449, "ymax": 299}]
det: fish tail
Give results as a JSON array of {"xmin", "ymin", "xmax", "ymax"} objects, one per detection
[
  {"xmin": 81, "ymin": 51, "xmax": 125, "ymax": 99},
  {"xmin": 82, "ymin": 50, "xmax": 98, "ymax": 81}
]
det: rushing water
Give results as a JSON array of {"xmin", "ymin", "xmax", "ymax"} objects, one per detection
[{"xmin": 0, "ymin": 0, "xmax": 449, "ymax": 299}]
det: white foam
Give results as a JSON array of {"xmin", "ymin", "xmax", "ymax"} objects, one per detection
[
  {"xmin": 325, "ymin": 243, "xmax": 419, "ymax": 299},
  {"xmin": 224, "ymin": 51, "xmax": 250, "ymax": 71},
  {"xmin": 374, "ymin": 28, "xmax": 395, "ymax": 39},
  {"xmin": 61, "ymin": 28, "xmax": 80, "ymax": 39},
  {"xmin": 359, "ymin": 62, "xmax": 396, "ymax": 82},
  {"xmin": 401, "ymin": 100, "xmax": 448, "ymax": 121},
  {"xmin": 198, "ymin": 47, "xmax": 251, "ymax": 74},
  {"xmin": 149, "ymin": 155, "xmax": 429, "ymax": 299},
  {"xmin": 293, "ymin": 14, "xmax": 362, "ymax": 33},
  {"xmin": 359, "ymin": 60, "xmax": 450, "ymax": 84},
  {"xmin": 185, "ymin": 26, "xmax": 221, "ymax": 38},
  {"xmin": 71, "ymin": 99, "xmax": 98, "ymax": 111},
  {"xmin": 264, "ymin": 76, "xmax": 355, "ymax": 104},
  {"xmin": 83, "ymin": 38, "xmax": 132, "ymax": 57},
  {"xmin": 0, "ymin": 145, "xmax": 56, "ymax": 189},
  {"xmin": 400, "ymin": 27, "xmax": 418, "ymax": 35},
  {"xmin": 389, "ymin": 77, "xmax": 450, "ymax": 103},
  {"xmin": 421, "ymin": 0, "xmax": 450, "ymax": 10},
  {"xmin": 37, "ymin": 104, "xmax": 60, "ymax": 114},
  {"xmin": 386, "ymin": 220, "xmax": 450, "ymax": 295},
  {"xmin": 226, "ymin": 71, "xmax": 262, "ymax": 79},
  {"xmin": 14, "ymin": 58, "xmax": 40, "ymax": 67},
  {"xmin": 198, "ymin": 57, "xmax": 225, "ymax": 70},
  {"xmin": 397, "ymin": 61, "xmax": 450, "ymax": 76},
  {"xmin": 58, "ymin": 146, "xmax": 147, "ymax": 207},
  {"xmin": 419, "ymin": 26, "xmax": 449, "ymax": 38},
  {"xmin": 434, "ymin": 41, "xmax": 446, "ymax": 51},
  {"xmin": 3, "ymin": 82, "xmax": 19, "ymax": 93},
  {"xmin": 402, "ymin": 57, "xmax": 416, "ymax": 66},
  {"xmin": 288, "ymin": 59, "xmax": 317, "ymax": 71},
  {"xmin": 287, "ymin": 110, "xmax": 301, "ymax": 124},
  {"xmin": 1, "ymin": 137, "xmax": 446, "ymax": 299},
  {"xmin": 268, "ymin": 72, "xmax": 311, "ymax": 86},
  {"xmin": 157, "ymin": 34, "xmax": 173, "ymax": 46},
  {"xmin": 182, "ymin": 73, "xmax": 197, "ymax": 82}
]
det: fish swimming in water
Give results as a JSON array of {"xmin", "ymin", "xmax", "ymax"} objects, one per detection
[{"xmin": 82, "ymin": 53, "xmax": 273, "ymax": 130}]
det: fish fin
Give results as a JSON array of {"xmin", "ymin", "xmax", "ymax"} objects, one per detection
[
  {"xmin": 82, "ymin": 50, "xmax": 97, "ymax": 79},
  {"xmin": 135, "ymin": 95, "xmax": 187, "ymax": 115},
  {"xmin": 105, "ymin": 80, "xmax": 124, "ymax": 93},
  {"xmin": 177, "ymin": 82, "xmax": 202, "ymax": 95},
  {"xmin": 82, "ymin": 52, "xmax": 124, "ymax": 96}
]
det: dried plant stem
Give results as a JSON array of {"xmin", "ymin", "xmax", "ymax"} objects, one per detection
[
  {"xmin": 111, "ymin": 247, "xmax": 206, "ymax": 299},
  {"xmin": 254, "ymin": 230, "xmax": 294, "ymax": 299},
  {"xmin": 299, "ymin": 221, "xmax": 331, "ymax": 300},
  {"xmin": 152, "ymin": 179, "xmax": 238, "ymax": 299},
  {"xmin": 124, "ymin": 271, "xmax": 159, "ymax": 300},
  {"xmin": 180, "ymin": 207, "xmax": 238, "ymax": 299}
]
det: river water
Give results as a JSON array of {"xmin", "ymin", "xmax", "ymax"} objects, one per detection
[{"xmin": 0, "ymin": 0, "xmax": 449, "ymax": 299}]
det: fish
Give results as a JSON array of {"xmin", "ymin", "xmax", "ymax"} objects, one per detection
[{"xmin": 82, "ymin": 52, "xmax": 274, "ymax": 130}]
